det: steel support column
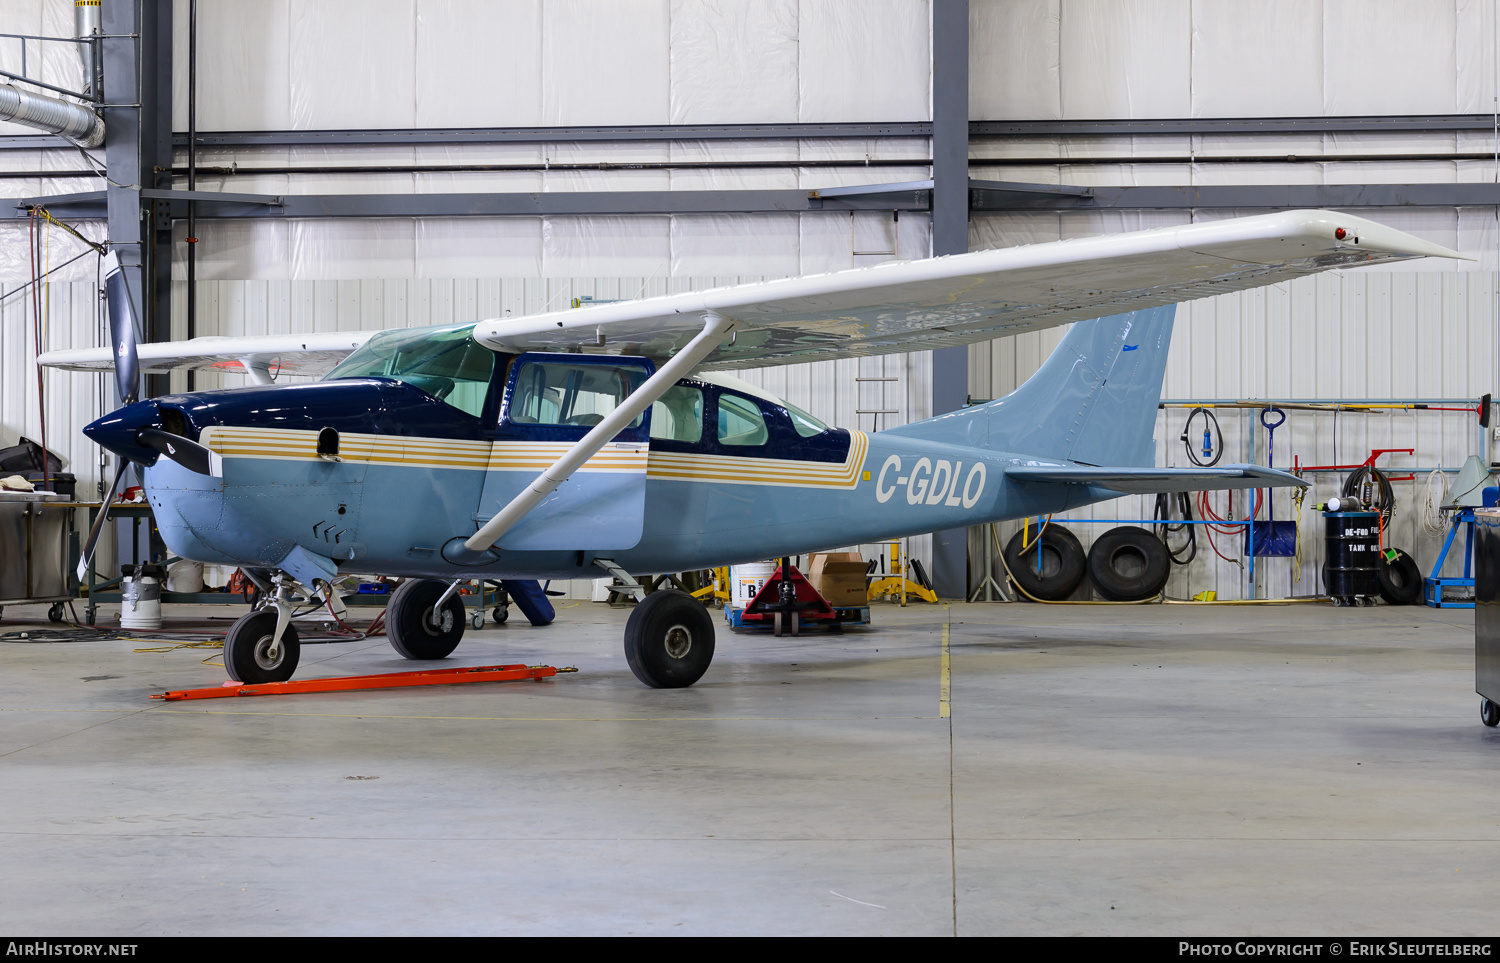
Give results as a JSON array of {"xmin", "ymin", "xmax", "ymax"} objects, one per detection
[
  {"xmin": 929, "ymin": 0, "xmax": 969, "ymax": 600},
  {"xmin": 103, "ymin": 0, "xmax": 171, "ymax": 398}
]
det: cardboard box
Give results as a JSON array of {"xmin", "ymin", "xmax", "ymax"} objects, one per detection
[{"xmin": 807, "ymin": 552, "xmax": 868, "ymax": 606}]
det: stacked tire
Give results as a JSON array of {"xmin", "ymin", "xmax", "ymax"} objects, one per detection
[
  {"xmin": 1004, "ymin": 524, "xmax": 1170, "ymax": 602},
  {"xmin": 1086, "ymin": 526, "xmax": 1171, "ymax": 601},
  {"xmin": 1004, "ymin": 527, "xmax": 1086, "ymax": 600}
]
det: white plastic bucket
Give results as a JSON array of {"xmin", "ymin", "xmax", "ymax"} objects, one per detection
[
  {"xmin": 165, "ymin": 559, "xmax": 204, "ymax": 594},
  {"xmin": 729, "ymin": 561, "xmax": 777, "ymax": 610},
  {"xmin": 119, "ymin": 574, "xmax": 162, "ymax": 630}
]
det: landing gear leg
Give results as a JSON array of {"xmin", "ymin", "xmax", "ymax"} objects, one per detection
[{"xmin": 223, "ymin": 575, "xmax": 302, "ymax": 683}]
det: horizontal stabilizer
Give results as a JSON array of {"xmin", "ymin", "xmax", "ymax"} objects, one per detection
[{"xmin": 1007, "ymin": 463, "xmax": 1306, "ymax": 494}]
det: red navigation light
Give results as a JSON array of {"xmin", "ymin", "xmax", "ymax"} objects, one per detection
[{"xmin": 1334, "ymin": 227, "xmax": 1347, "ymax": 240}]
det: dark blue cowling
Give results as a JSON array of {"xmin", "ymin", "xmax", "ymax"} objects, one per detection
[
  {"xmin": 84, "ymin": 378, "xmax": 487, "ymax": 467},
  {"xmin": 158, "ymin": 378, "xmax": 488, "ymax": 440}
]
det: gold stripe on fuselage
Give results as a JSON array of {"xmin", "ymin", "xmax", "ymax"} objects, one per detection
[
  {"xmin": 645, "ymin": 431, "xmax": 867, "ymax": 489},
  {"xmin": 199, "ymin": 426, "xmax": 867, "ymax": 487}
]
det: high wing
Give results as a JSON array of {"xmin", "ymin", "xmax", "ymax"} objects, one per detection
[
  {"xmin": 39, "ymin": 210, "xmax": 1457, "ymax": 378},
  {"xmin": 471, "ymin": 210, "xmax": 1459, "ymax": 369},
  {"xmin": 1006, "ymin": 464, "xmax": 1307, "ymax": 494},
  {"xmin": 38, "ymin": 331, "xmax": 376, "ymax": 381}
]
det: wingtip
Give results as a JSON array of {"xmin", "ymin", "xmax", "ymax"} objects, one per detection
[{"xmin": 1293, "ymin": 210, "xmax": 1464, "ymax": 261}]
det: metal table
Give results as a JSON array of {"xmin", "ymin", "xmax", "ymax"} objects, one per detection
[{"xmin": 0, "ymin": 492, "xmax": 78, "ymax": 622}]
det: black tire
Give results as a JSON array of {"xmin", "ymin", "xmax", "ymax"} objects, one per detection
[
  {"xmin": 1087, "ymin": 526, "xmax": 1171, "ymax": 601},
  {"xmin": 47, "ymin": 602, "xmax": 64, "ymax": 623},
  {"xmin": 492, "ymin": 605, "xmax": 509, "ymax": 624},
  {"xmin": 1482, "ymin": 699, "xmax": 1500, "ymax": 728},
  {"xmin": 1377, "ymin": 549, "xmax": 1423, "ymax": 606},
  {"xmin": 1004, "ymin": 526, "xmax": 1086, "ymax": 601},
  {"xmin": 224, "ymin": 609, "xmax": 300, "ymax": 684},
  {"xmin": 387, "ymin": 579, "xmax": 466, "ymax": 660},
  {"xmin": 624, "ymin": 589, "xmax": 715, "ymax": 688}
]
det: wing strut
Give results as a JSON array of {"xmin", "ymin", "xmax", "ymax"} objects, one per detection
[{"xmin": 462, "ymin": 311, "xmax": 736, "ymax": 555}]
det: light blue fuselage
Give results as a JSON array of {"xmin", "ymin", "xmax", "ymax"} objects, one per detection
[{"xmin": 142, "ymin": 426, "xmax": 1110, "ymax": 581}]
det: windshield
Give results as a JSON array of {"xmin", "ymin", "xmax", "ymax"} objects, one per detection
[{"xmin": 325, "ymin": 323, "xmax": 495, "ymax": 418}]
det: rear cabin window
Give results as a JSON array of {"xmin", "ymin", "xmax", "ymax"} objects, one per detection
[
  {"xmin": 509, "ymin": 361, "xmax": 647, "ymax": 428},
  {"xmin": 650, "ymin": 385, "xmax": 703, "ymax": 443},
  {"xmin": 717, "ymin": 393, "xmax": 769, "ymax": 447},
  {"xmin": 785, "ymin": 400, "xmax": 830, "ymax": 438}
]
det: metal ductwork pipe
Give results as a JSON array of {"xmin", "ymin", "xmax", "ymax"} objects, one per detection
[
  {"xmin": 0, "ymin": 82, "xmax": 103, "ymax": 148},
  {"xmin": 75, "ymin": 0, "xmax": 102, "ymax": 100}
]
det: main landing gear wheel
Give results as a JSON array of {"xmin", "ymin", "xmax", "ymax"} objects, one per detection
[
  {"xmin": 624, "ymin": 589, "xmax": 715, "ymax": 689},
  {"xmin": 387, "ymin": 578, "xmax": 466, "ymax": 660},
  {"xmin": 1482, "ymin": 698, "xmax": 1500, "ymax": 728},
  {"xmin": 223, "ymin": 609, "xmax": 300, "ymax": 684}
]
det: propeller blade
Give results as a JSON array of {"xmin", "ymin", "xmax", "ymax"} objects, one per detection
[
  {"xmin": 76, "ymin": 459, "xmax": 129, "ymax": 582},
  {"xmin": 102, "ymin": 251, "xmax": 140, "ymax": 407},
  {"xmin": 136, "ymin": 428, "xmax": 222, "ymax": 477}
]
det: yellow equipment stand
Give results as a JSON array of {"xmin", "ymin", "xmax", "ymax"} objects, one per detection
[
  {"xmin": 866, "ymin": 540, "xmax": 939, "ymax": 605},
  {"xmin": 691, "ymin": 566, "xmax": 732, "ymax": 604}
]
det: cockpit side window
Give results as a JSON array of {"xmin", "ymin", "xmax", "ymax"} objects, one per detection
[{"xmin": 508, "ymin": 360, "xmax": 647, "ymax": 428}]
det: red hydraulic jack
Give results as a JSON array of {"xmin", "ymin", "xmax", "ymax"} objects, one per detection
[
  {"xmin": 739, "ymin": 556, "xmax": 838, "ymax": 636},
  {"xmin": 152, "ymin": 663, "xmax": 571, "ymax": 702}
]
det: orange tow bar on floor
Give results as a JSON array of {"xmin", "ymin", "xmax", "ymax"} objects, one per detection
[{"xmin": 152, "ymin": 663, "xmax": 570, "ymax": 701}]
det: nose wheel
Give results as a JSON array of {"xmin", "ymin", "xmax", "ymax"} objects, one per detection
[{"xmin": 223, "ymin": 609, "xmax": 301, "ymax": 684}]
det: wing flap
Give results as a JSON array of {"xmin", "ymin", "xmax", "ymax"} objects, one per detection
[{"xmin": 1007, "ymin": 464, "xmax": 1306, "ymax": 494}]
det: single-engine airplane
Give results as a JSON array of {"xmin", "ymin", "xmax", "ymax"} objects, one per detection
[{"xmin": 40, "ymin": 211, "xmax": 1457, "ymax": 687}]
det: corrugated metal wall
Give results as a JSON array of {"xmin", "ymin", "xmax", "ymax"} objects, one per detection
[{"xmin": 1, "ymin": 280, "xmax": 107, "ymax": 492}]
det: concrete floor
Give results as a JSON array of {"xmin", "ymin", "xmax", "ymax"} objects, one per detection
[{"xmin": 0, "ymin": 597, "xmax": 1494, "ymax": 936}]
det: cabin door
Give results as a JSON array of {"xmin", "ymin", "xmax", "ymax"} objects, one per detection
[{"xmin": 477, "ymin": 353, "xmax": 653, "ymax": 551}]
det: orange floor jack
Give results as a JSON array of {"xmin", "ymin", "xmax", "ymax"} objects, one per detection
[{"xmin": 152, "ymin": 663, "xmax": 571, "ymax": 701}]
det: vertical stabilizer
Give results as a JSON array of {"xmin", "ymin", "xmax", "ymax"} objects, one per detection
[{"xmin": 886, "ymin": 304, "xmax": 1175, "ymax": 467}]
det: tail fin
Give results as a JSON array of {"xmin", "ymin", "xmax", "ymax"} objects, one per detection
[{"xmin": 887, "ymin": 304, "xmax": 1175, "ymax": 467}]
